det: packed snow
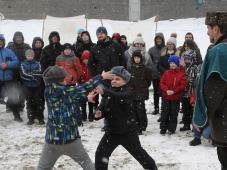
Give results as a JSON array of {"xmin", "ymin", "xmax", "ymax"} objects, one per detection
[{"xmin": 0, "ymin": 17, "xmax": 218, "ymax": 170}]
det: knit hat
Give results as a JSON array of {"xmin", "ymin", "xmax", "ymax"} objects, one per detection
[
  {"xmin": 43, "ymin": 66, "xmax": 67, "ymax": 85},
  {"xmin": 62, "ymin": 43, "xmax": 72, "ymax": 51},
  {"xmin": 25, "ymin": 49, "xmax": 35, "ymax": 57},
  {"xmin": 205, "ymin": 11, "xmax": 227, "ymax": 26},
  {"xmin": 167, "ymin": 37, "xmax": 177, "ymax": 46},
  {"xmin": 77, "ymin": 28, "xmax": 85, "ymax": 34},
  {"xmin": 111, "ymin": 66, "xmax": 131, "ymax": 83},
  {"xmin": 133, "ymin": 37, "xmax": 145, "ymax": 45},
  {"xmin": 96, "ymin": 26, "xmax": 108, "ymax": 35},
  {"xmin": 112, "ymin": 33, "xmax": 121, "ymax": 42},
  {"xmin": 168, "ymin": 55, "xmax": 180, "ymax": 66},
  {"xmin": 81, "ymin": 50, "xmax": 90, "ymax": 60}
]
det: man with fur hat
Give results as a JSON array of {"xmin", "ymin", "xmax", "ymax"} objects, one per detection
[
  {"xmin": 0, "ymin": 34, "xmax": 20, "ymax": 121},
  {"xmin": 94, "ymin": 66, "xmax": 158, "ymax": 170},
  {"xmin": 193, "ymin": 11, "xmax": 227, "ymax": 170},
  {"xmin": 40, "ymin": 31, "xmax": 62, "ymax": 71},
  {"xmin": 148, "ymin": 32, "xmax": 166, "ymax": 115}
]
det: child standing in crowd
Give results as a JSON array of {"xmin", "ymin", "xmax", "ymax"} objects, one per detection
[
  {"xmin": 180, "ymin": 53, "xmax": 199, "ymax": 131},
  {"xmin": 94, "ymin": 66, "xmax": 158, "ymax": 170},
  {"xmin": 79, "ymin": 50, "xmax": 95, "ymax": 122},
  {"xmin": 128, "ymin": 50, "xmax": 152, "ymax": 134},
  {"xmin": 37, "ymin": 65, "xmax": 113, "ymax": 170},
  {"xmin": 56, "ymin": 43, "xmax": 82, "ymax": 85},
  {"xmin": 160, "ymin": 55, "xmax": 186, "ymax": 135},
  {"xmin": 20, "ymin": 49, "xmax": 44, "ymax": 125}
]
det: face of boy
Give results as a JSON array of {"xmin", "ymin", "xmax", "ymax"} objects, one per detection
[
  {"xmin": 64, "ymin": 49, "xmax": 71, "ymax": 55},
  {"xmin": 121, "ymin": 38, "xmax": 127, "ymax": 44},
  {"xmin": 111, "ymin": 75, "xmax": 127, "ymax": 87},
  {"xmin": 26, "ymin": 54, "xmax": 34, "ymax": 61},
  {"xmin": 134, "ymin": 56, "xmax": 141, "ymax": 64},
  {"xmin": 169, "ymin": 62, "xmax": 178, "ymax": 69}
]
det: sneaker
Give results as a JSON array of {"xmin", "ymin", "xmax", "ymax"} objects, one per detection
[
  {"xmin": 27, "ymin": 119, "xmax": 34, "ymax": 125},
  {"xmin": 180, "ymin": 126, "xmax": 191, "ymax": 131},
  {"xmin": 189, "ymin": 138, "xmax": 201, "ymax": 146},
  {"xmin": 160, "ymin": 129, "xmax": 166, "ymax": 135}
]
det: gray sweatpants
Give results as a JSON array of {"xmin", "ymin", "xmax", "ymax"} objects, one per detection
[{"xmin": 37, "ymin": 139, "xmax": 94, "ymax": 170}]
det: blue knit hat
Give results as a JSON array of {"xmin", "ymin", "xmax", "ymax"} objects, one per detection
[
  {"xmin": 96, "ymin": 26, "xmax": 107, "ymax": 35},
  {"xmin": 168, "ymin": 55, "xmax": 180, "ymax": 66},
  {"xmin": 77, "ymin": 28, "xmax": 85, "ymax": 34}
]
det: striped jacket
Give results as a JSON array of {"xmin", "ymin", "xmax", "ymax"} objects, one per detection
[{"xmin": 45, "ymin": 75, "xmax": 101, "ymax": 144}]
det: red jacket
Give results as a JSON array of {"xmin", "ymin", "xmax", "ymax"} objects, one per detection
[
  {"xmin": 56, "ymin": 53, "xmax": 82, "ymax": 85},
  {"xmin": 80, "ymin": 63, "xmax": 92, "ymax": 83},
  {"xmin": 160, "ymin": 68, "xmax": 186, "ymax": 100}
]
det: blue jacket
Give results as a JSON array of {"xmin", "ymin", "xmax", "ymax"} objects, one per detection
[
  {"xmin": 20, "ymin": 59, "xmax": 42, "ymax": 87},
  {"xmin": 0, "ymin": 48, "xmax": 19, "ymax": 81},
  {"xmin": 45, "ymin": 75, "xmax": 102, "ymax": 144}
]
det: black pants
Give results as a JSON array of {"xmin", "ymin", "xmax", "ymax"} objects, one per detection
[
  {"xmin": 182, "ymin": 97, "xmax": 193, "ymax": 127},
  {"xmin": 81, "ymin": 101, "xmax": 94, "ymax": 120},
  {"xmin": 217, "ymin": 147, "xmax": 227, "ymax": 169},
  {"xmin": 134, "ymin": 100, "xmax": 148, "ymax": 131},
  {"xmin": 0, "ymin": 81, "xmax": 25, "ymax": 117},
  {"xmin": 152, "ymin": 79, "xmax": 160, "ymax": 110},
  {"xmin": 25, "ymin": 86, "xmax": 44, "ymax": 120},
  {"xmin": 95, "ymin": 131, "xmax": 157, "ymax": 170},
  {"xmin": 160, "ymin": 99, "xmax": 180, "ymax": 132}
]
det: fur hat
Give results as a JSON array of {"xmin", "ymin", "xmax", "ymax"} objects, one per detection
[
  {"xmin": 205, "ymin": 11, "xmax": 227, "ymax": 26},
  {"xmin": 168, "ymin": 55, "xmax": 180, "ymax": 66},
  {"xmin": 43, "ymin": 66, "xmax": 67, "ymax": 85},
  {"xmin": 167, "ymin": 37, "xmax": 177, "ymax": 46},
  {"xmin": 81, "ymin": 50, "xmax": 90, "ymax": 60},
  {"xmin": 96, "ymin": 26, "xmax": 108, "ymax": 35},
  {"xmin": 111, "ymin": 66, "xmax": 131, "ymax": 83},
  {"xmin": 25, "ymin": 49, "xmax": 35, "ymax": 57},
  {"xmin": 133, "ymin": 37, "xmax": 145, "ymax": 45}
]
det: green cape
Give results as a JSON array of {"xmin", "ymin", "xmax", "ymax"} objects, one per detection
[{"xmin": 193, "ymin": 42, "xmax": 227, "ymax": 127}]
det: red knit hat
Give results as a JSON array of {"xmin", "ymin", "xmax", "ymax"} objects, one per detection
[
  {"xmin": 112, "ymin": 32, "xmax": 121, "ymax": 42},
  {"xmin": 81, "ymin": 50, "xmax": 90, "ymax": 60}
]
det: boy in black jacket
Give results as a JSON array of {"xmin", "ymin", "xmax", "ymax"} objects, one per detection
[
  {"xmin": 94, "ymin": 66, "xmax": 158, "ymax": 170},
  {"xmin": 128, "ymin": 50, "xmax": 152, "ymax": 134}
]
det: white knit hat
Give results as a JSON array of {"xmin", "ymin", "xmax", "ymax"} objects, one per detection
[
  {"xmin": 133, "ymin": 37, "xmax": 145, "ymax": 45},
  {"xmin": 167, "ymin": 37, "xmax": 177, "ymax": 46}
]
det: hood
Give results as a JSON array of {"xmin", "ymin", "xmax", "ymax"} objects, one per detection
[
  {"xmin": 155, "ymin": 32, "xmax": 165, "ymax": 47},
  {"xmin": 13, "ymin": 31, "xmax": 24, "ymax": 43},
  {"xmin": 32, "ymin": 37, "xmax": 44, "ymax": 49}
]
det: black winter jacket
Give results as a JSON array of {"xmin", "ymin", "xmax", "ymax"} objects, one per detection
[{"xmin": 97, "ymin": 85, "xmax": 137, "ymax": 134}]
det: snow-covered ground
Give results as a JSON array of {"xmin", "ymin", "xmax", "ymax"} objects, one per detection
[{"xmin": 0, "ymin": 96, "xmax": 220, "ymax": 170}]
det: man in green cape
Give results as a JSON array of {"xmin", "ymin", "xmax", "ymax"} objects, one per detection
[{"xmin": 193, "ymin": 11, "xmax": 227, "ymax": 170}]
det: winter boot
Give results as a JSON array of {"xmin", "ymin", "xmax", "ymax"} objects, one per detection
[
  {"xmin": 13, "ymin": 111, "xmax": 23, "ymax": 122},
  {"xmin": 189, "ymin": 138, "xmax": 201, "ymax": 146},
  {"xmin": 180, "ymin": 125, "xmax": 191, "ymax": 131},
  {"xmin": 88, "ymin": 104, "xmax": 94, "ymax": 122},
  {"xmin": 81, "ymin": 105, "xmax": 87, "ymax": 121},
  {"xmin": 160, "ymin": 129, "xmax": 166, "ymax": 135},
  {"xmin": 27, "ymin": 119, "xmax": 34, "ymax": 125}
]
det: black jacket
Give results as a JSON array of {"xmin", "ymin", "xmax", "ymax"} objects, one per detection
[
  {"xmin": 40, "ymin": 43, "xmax": 62, "ymax": 71},
  {"xmin": 128, "ymin": 58, "xmax": 152, "ymax": 100},
  {"xmin": 88, "ymin": 37, "xmax": 126, "ymax": 77},
  {"xmin": 97, "ymin": 85, "xmax": 137, "ymax": 134},
  {"xmin": 204, "ymin": 35, "xmax": 227, "ymax": 147},
  {"xmin": 73, "ymin": 31, "xmax": 95, "ymax": 59}
]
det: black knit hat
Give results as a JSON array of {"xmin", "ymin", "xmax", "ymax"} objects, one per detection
[
  {"xmin": 63, "ymin": 43, "xmax": 72, "ymax": 51},
  {"xmin": 43, "ymin": 66, "xmax": 67, "ymax": 85},
  {"xmin": 111, "ymin": 66, "xmax": 131, "ymax": 83},
  {"xmin": 205, "ymin": 12, "xmax": 227, "ymax": 26}
]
